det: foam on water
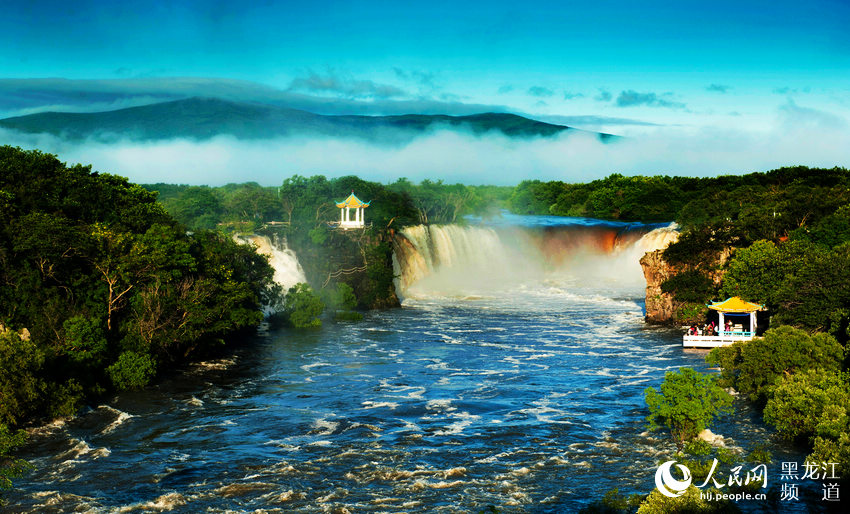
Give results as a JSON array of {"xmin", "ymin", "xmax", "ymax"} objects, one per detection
[{"xmin": 98, "ymin": 406, "xmax": 135, "ymax": 434}]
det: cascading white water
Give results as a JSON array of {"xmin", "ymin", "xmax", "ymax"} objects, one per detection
[
  {"xmin": 395, "ymin": 222, "xmax": 678, "ymax": 296},
  {"xmin": 235, "ymin": 234, "xmax": 307, "ymax": 291},
  {"xmin": 629, "ymin": 223, "xmax": 680, "ymax": 254},
  {"xmin": 396, "ymin": 225, "xmax": 542, "ymax": 295}
]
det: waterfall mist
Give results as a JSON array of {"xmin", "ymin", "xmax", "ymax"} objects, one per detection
[{"xmin": 394, "ymin": 221, "xmax": 678, "ymax": 297}]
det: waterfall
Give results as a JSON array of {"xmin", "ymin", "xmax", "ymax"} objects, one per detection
[
  {"xmin": 395, "ymin": 225, "xmax": 534, "ymax": 294},
  {"xmin": 235, "ymin": 234, "xmax": 307, "ymax": 291},
  {"xmin": 394, "ymin": 222, "xmax": 679, "ymax": 295},
  {"xmin": 631, "ymin": 223, "xmax": 680, "ymax": 254}
]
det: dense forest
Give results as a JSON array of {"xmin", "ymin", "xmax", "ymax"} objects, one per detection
[
  {"xmin": 0, "ymin": 146, "xmax": 277, "ymax": 493},
  {"xmin": 144, "ymin": 177, "xmax": 513, "ymax": 232}
]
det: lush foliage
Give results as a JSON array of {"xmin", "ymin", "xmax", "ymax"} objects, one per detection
[
  {"xmin": 660, "ymin": 270, "xmax": 718, "ymax": 304},
  {"xmin": 510, "ymin": 167, "xmax": 850, "ymax": 228},
  {"xmin": 720, "ymin": 240, "xmax": 850, "ymax": 337},
  {"xmin": 763, "ymin": 369, "xmax": 850, "ymax": 467},
  {"xmin": 764, "ymin": 370, "xmax": 850, "ymax": 441},
  {"xmin": 0, "ymin": 422, "xmax": 29, "ymax": 496},
  {"xmin": 636, "ymin": 486, "xmax": 740, "ymax": 514},
  {"xmin": 706, "ymin": 326, "xmax": 850, "ymax": 471},
  {"xmin": 644, "ymin": 368, "xmax": 734, "ymax": 452},
  {"xmin": 0, "ymin": 146, "xmax": 275, "ymax": 436},
  {"xmin": 281, "ymin": 283, "xmax": 325, "ymax": 328},
  {"xmin": 509, "ymin": 174, "xmax": 688, "ymax": 222},
  {"xmin": 707, "ymin": 326, "xmax": 844, "ymax": 404},
  {"xmin": 146, "ymin": 175, "xmax": 512, "ymax": 231}
]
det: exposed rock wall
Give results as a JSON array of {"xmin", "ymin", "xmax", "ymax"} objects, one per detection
[
  {"xmin": 640, "ymin": 248, "xmax": 732, "ymax": 324},
  {"xmin": 640, "ymin": 250, "xmax": 678, "ymax": 323}
]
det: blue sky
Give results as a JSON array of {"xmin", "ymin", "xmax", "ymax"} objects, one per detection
[{"xmin": 1, "ymin": 0, "xmax": 848, "ymax": 183}]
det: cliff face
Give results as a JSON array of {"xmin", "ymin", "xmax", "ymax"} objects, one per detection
[
  {"xmin": 640, "ymin": 248, "xmax": 732, "ymax": 324},
  {"xmin": 640, "ymin": 250, "xmax": 678, "ymax": 323}
]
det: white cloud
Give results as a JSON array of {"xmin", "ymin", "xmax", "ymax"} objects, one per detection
[{"xmin": 2, "ymin": 104, "xmax": 847, "ymax": 186}]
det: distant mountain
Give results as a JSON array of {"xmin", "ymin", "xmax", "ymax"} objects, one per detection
[{"xmin": 0, "ymin": 97, "xmax": 617, "ymax": 142}]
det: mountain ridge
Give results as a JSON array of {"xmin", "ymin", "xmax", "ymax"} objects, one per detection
[{"xmin": 0, "ymin": 97, "xmax": 617, "ymax": 142}]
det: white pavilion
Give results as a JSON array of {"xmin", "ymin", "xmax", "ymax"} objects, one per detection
[{"xmin": 335, "ymin": 192, "xmax": 370, "ymax": 229}]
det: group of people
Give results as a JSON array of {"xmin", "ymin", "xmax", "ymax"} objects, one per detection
[{"xmin": 687, "ymin": 320, "xmax": 734, "ymax": 336}]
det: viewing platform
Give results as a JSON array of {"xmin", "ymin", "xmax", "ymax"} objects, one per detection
[
  {"xmin": 682, "ymin": 296, "xmax": 764, "ymax": 349},
  {"xmin": 683, "ymin": 331, "xmax": 755, "ymax": 348}
]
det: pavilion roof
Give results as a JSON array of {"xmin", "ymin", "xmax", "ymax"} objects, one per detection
[
  {"xmin": 707, "ymin": 296, "xmax": 764, "ymax": 313},
  {"xmin": 335, "ymin": 192, "xmax": 371, "ymax": 208}
]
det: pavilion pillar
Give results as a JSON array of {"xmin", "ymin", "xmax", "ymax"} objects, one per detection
[
  {"xmin": 340, "ymin": 207, "xmax": 344, "ymax": 223},
  {"xmin": 719, "ymin": 312, "xmax": 725, "ymax": 335},
  {"xmin": 750, "ymin": 312, "xmax": 756, "ymax": 335}
]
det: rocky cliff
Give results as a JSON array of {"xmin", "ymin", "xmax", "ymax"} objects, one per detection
[
  {"xmin": 640, "ymin": 250, "xmax": 678, "ymax": 323},
  {"xmin": 640, "ymin": 248, "xmax": 732, "ymax": 324}
]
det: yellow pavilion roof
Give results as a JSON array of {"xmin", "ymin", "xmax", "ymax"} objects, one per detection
[
  {"xmin": 707, "ymin": 296, "xmax": 764, "ymax": 313},
  {"xmin": 335, "ymin": 192, "xmax": 371, "ymax": 209}
]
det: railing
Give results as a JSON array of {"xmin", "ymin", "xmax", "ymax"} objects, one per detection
[
  {"xmin": 327, "ymin": 221, "xmax": 373, "ymax": 229},
  {"xmin": 683, "ymin": 331, "xmax": 755, "ymax": 348}
]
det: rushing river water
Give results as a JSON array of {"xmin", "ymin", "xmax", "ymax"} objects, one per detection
[{"xmin": 7, "ymin": 216, "xmax": 812, "ymax": 512}]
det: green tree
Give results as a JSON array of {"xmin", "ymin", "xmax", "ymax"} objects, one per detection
[
  {"xmin": 707, "ymin": 326, "xmax": 844, "ymax": 404},
  {"xmin": 283, "ymin": 283, "xmax": 325, "ymax": 328},
  {"xmin": 0, "ymin": 423, "xmax": 30, "ymax": 496},
  {"xmin": 0, "ymin": 329, "xmax": 44, "ymax": 426},
  {"xmin": 323, "ymin": 282, "xmax": 358, "ymax": 311},
  {"xmin": 645, "ymin": 368, "xmax": 734, "ymax": 452},
  {"xmin": 61, "ymin": 315, "xmax": 108, "ymax": 366},
  {"xmin": 164, "ymin": 186, "xmax": 223, "ymax": 230},
  {"xmin": 764, "ymin": 369, "xmax": 850, "ymax": 442},
  {"xmin": 0, "ymin": 146, "xmax": 274, "ymax": 438},
  {"xmin": 107, "ymin": 351, "xmax": 157, "ymax": 391},
  {"xmin": 719, "ymin": 240, "xmax": 786, "ymax": 309}
]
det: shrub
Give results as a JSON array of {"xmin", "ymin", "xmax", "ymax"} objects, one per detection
[
  {"xmin": 283, "ymin": 283, "xmax": 325, "ymax": 328},
  {"xmin": 764, "ymin": 369, "xmax": 850, "ymax": 442},
  {"xmin": 706, "ymin": 326, "xmax": 844, "ymax": 404},
  {"xmin": 637, "ymin": 485, "xmax": 739, "ymax": 513},
  {"xmin": 0, "ymin": 423, "xmax": 30, "ymax": 496},
  {"xmin": 645, "ymin": 368, "xmax": 734, "ymax": 453},
  {"xmin": 107, "ymin": 351, "xmax": 157, "ymax": 391}
]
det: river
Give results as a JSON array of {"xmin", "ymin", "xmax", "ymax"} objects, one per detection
[{"xmin": 6, "ymin": 215, "xmax": 810, "ymax": 512}]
